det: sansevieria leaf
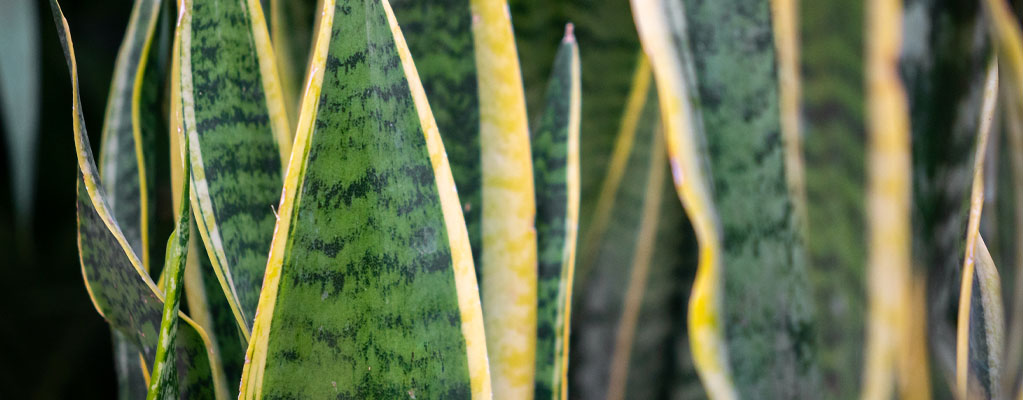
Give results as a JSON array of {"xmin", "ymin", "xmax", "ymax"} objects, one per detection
[
  {"xmin": 270, "ymin": 0, "xmax": 317, "ymax": 127},
  {"xmin": 390, "ymin": 0, "xmax": 482, "ymax": 271},
  {"xmin": 52, "ymin": 2, "xmax": 227, "ymax": 398},
  {"xmin": 470, "ymin": 0, "xmax": 539, "ymax": 397},
  {"xmin": 956, "ymin": 60, "xmax": 1000, "ymax": 400},
  {"xmin": 629, "ymin": 0, "xmax": 736, "ymax": 398},
  {"xmin": 531, "ymin": 25, "xmax": 580, "ymax": 400},
  {"xmin": 172, "ymin": 0, "xmax": 291, "ymax": 339},
  {"xmin": 146, "ymin": 134, "xmax": 193, "ymax": 400},
  {"xmin": 239, "ymin": 0, "xmax": 490, "ymax": 398}
]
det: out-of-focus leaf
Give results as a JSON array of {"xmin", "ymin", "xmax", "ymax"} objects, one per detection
[
  {"xmin": 630, "ymin": 0, "xmax": 736, "ymax": 397},
  {"xmin": 967, "ymin": 236, "xmax": 1007, "ymax": 400},
  {"xmin": 800, "ymin": 0, "xmax": 866, "ymax": 396},
  {"xmin": 532, "ymin": 26, "xmax": 580, "ymax": 400},
  {"xmin": 238, "ymin": 0, "xmax": 490, "ymax": 397},
  {"xmin": 861, "ymin": 0, "xmax": 917, "ymax": 398},
  {"xmin": 145, "ymin": 130, "xmax": 192, "ymax": 400},
  {"xmin": 52, "ymin": 2, "xmax": 227, "ymax": 397},
  {"xmin": 270, "ymin": 0, "xmax": 317, "ymax": 129},
  {"xmin": 172, "ymin": 0, "xmax": 291, "ymax": 339},
  {"xmin": 390, "ymin": 0, "xmax": 482, "ymax": 274},
  {"xmin": 981, "ymin": 0, "xmax": 1023, "ymax": 396},
  {"xmin": 0, "ymin": 0, "xmax": 40, "ymax": 228},
  {"xmin": 956, "ymin": 60, "xmax": 999, "ymax": 400},
  {"xmin": 470, "ymin": 0, "xmax": 539, "ymax": 397},
  {"xmin": 770, "ymin": 0, "xmax": 806, "ymax": 228}
]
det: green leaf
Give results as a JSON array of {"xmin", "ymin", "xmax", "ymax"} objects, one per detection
[
  {"xmin": 238, "ymin": 0, "xmax": 490, "ymax": 398},
  {"xmin": 51, "ymin": 2, "xmax": 227, "ymax": 398},
  {"xmin": 172, "ymin": 0, "xmax": 291, "ymax": 339},
  {"xmin": 390, "ymin": 0, "xmax": 482, "ymax": 277},
  {"xmin": 531, "ymin": 26, "xmax": 580, "ymax": 400},
  {"xmin": 146, "ymin": 130, "xmax": 193, "ymax": 400},
  {"xmin": 967, "ymin": 236, "xmax": 1007, "ymax": 399},
  {"xmin": 0, "ymin": 0, "xmax": 40, "ymax": 228},
  {"xmin": 270, "ymin": 0, "xmax": 317, "ymax": 130}
]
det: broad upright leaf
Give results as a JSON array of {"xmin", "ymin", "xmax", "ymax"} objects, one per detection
[
  {"xmin": 173, "ymin": 0, "xmax": 291, "ymax": 338},
  {"xmin": 390, "ymin": 0, "xmax": 483, "ymax": 272},
  {"xmin": 0, "ymin": 0, "xmax": 40, "ymax": 227},
  {"xmin": 52, "ymin": 2, "xmax": 227, "ymax": 398},
  {"xmin": 630, "ymin": 0, "xmax": 736, "ymax": 398},
  {"xmin": 239, "ymin": 0, "xmax": 490, "ymax": 398},
  {"xmin": 956, "ymin": 60, "xmax": 999, "ymax": 399},
  {"xmin": 471, "ymin": 0, "xmax": 539, "ymax": 397},
  {"xmin": 531, "ymin": 26, "xmax": 580, "ymax": 400}
]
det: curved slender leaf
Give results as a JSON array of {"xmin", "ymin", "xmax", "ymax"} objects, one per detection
[
  {"xmin": 172, "ymin": 0, "xmax": 291, "ymax": 338},
  {"xmin": 629, "ymin": 0, "xmax": 736, "ymax": 398},
  {"xmin": 390, "ymin": 0, "xmax": 482, "ymax": 274},
  {"xmin": 238, "ymin": 0, "xmax": 490, "ymax": 397},
  {"xmin": 531, "ymin": 26, "xmax": 580, "ymax": 400},
  {"xmin": 52, "ymin": 2, "xmax": 227, "ymax": 397}
]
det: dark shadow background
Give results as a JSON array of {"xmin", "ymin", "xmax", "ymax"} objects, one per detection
[{"xmin": 0, "ymin": 1, "xmax": 132, "ymax": 397}]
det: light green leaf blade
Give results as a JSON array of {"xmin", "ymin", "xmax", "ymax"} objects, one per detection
[
  {"xmin": 531, "ymin": 26, "xmax": 580, "ymax": 400},
  {"xmin": 0, "ymin": 0, "xmax": 40, "ymax": 228},
  {"xmin": 52, "ymin": 2, "xmax": 227, "ymax": 397},
  {"xmin": 390, "ymin": 0, "xmax": 482, "ymax": 276},
  {"xmin": 146, "ymin": 138, "xmax": 193, "ymax": 400},
  {"xmin": 239, "ymin": 0, "xmax": 490, "ymax": 398},
  {"xmin": 173, "ymin": 0, "xmax": 291, "ymax": 339}
]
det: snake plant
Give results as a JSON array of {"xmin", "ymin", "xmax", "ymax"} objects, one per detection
[{"xmin": 48, "ymin": 0, "xmax": 1023, "ymax": 398}]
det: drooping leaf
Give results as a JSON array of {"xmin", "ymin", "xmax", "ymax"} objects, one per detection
[
  {"xmin": 470, "ymin": 0, "xmax": 540, "ymax": 397},
  {"xmin": 52, "ymin": 2, "xmax": 227, "ymax": 397},
  {"xmin": 531, "ymin": 26, "xmax": 580, "ymax": 400},
  {"xmin": 390, "ymin": 0, "xmax": 482, "ymax": 273},
  {"xmin": 146, "ymin": 130, "xmax": 193, "ymax": 400},
  {"xmin": 956, "ymin": 60, "xmax": 999, "ymax": 400},
  {"xmin": 270, "ymin": 0, "xmax": 317, "ymax": 129},
  {"xmin": 629, "ymin": 0, "xmax": 737, "ymax": 398},
  {"xmin": 172, "ymin": 0, "xmax": 291, "ymax": 338},
  {"xmin": 0, "ymin": 0, "xmax": 40, "ymax": 228},
  {"xmin": 238, "ymin": 0, "xmax": 490, "ymax": 397}
]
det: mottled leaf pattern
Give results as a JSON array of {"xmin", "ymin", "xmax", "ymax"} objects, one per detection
[
  {"xmin": 52, "ymin": 2, "xmax": 226, "ymax": 397},
  {"xmin": 239, "ymin": 0, "xmax": 490, "ymax": 398},
  {"xmin": 532, "ymin": 28, "xmax": 580, "ymax": 400},
  {"xmin": 390, "ymin": 0, "xmax": 482, "ymax": 276},
  {"xmin": 174, "ymin": 0, "xmax": 290, "ymax": 337}
]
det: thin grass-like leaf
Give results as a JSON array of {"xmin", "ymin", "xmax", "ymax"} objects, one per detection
[
  {"xmin": 171, "ymin": 0, "xmax": 291, "ymax": 339},
  {"xmin": 532, "ymin": 25, "xmax": 580, "ymax": 400},
  {"xmin": 390, "ymin": 0, "xmax": 482, "ymax": 274},
  {"xmin": 145, "ymin": 131, "xmax": 193, "ymax": 400},
  {"xmin": 52, "ymin": 2, "xmax": 227, "ymax": 397},
  {"xmin": 957, "ymin": 59, "xmax": 999, "ymax": 400},
  {"xmin": 238, "ymin": 0, "xmax": 490, "ymax": 397},
  {"xmin": 629, "ymin": 0, "xmax": 736, "ymax": 398},
  {"xmin": 470, "ymin": 0, "xmax": 539, "ymax": 397},
  {"xmin": 861, "ymin": 0, "xmax": 912, "ymax": 397}
]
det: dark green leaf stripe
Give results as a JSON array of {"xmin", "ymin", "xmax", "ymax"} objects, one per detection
[
  {"xmin": 531, "ymin": 27, "xmax": 580, "ymax": 400},
  {"xmin": 240, "ymin": 0, "xmax": 490, "ymax": 398},
  {"xmin": 176, "ymin": 0, "xmax": 289, "ymax": 337},
  {"xmin": 800, "ymin": 0, "xmax": 866, "ymax": 396},
  {"xmin": 679, "ymin": 0, "xmax": 819, "ymax": 396},
  {"xmin": 146, "ymin": 141, "xmax": 193, "ymax": 400},
  {"xmin": 390, "ymin": 0, "xmax": 483, "ymax": 278},
  {"xmin": 52, "ymin": 2, "xmax": 227, "ymax": 397}
]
